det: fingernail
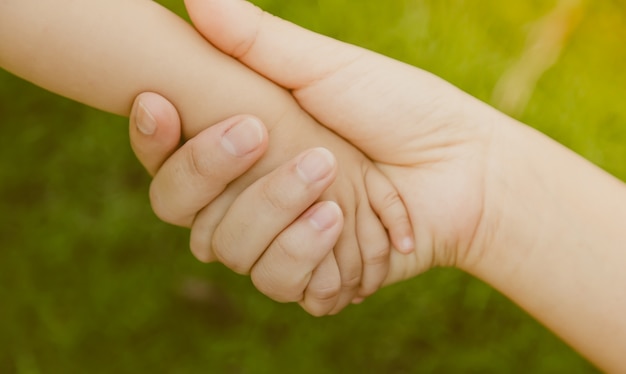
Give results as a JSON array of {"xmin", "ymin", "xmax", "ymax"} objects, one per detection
[
  {"xmin": 221, "ymin": 118, "xmax": 264, "ymax": 156},
  {"xmin": 136, "ymin": 102, "xmax": 157, "ymax": 135},
  {"xmin": 308, "ymin": 202, "xmax": 341, "ymax": 231},
  {"xmin": 296, "ymin": 148, "xmax": 335, "ymax": 183},
  {"xmin": 398, "ymin": 237, "xmax": 415, "ymax": 253}
]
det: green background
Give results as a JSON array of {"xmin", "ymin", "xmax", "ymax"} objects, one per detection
[{"xmin": 2, "ymin": 0, "xmax": 624, "ymax": 372}]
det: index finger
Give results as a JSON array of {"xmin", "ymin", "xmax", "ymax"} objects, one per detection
[{"xmin": 150, "ymin": 115, "xmax": 269, "ymax": 227}]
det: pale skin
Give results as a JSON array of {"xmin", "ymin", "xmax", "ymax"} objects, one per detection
[
  {"xmin": 129, "ymin": 0, "xmax": 626, "ymax": 371},
  {"xmin": 0, "ymin": 0, "xmax": 417, "ymax": 314}
]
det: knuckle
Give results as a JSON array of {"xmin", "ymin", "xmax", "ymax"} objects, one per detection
[
  {"xmin": 358, "ymin": 273, "xmax": 386, "ymax": 298},
  {"xmin": 358, "ymin": 285, "xmax": 377, "ymax": 299},
  {"xmin": 390, "ymin": 210, "xmax": 412, "ymax": 228},
  {"xmin": 148, "ymin": 183, "xmax": 192, "ymax": 227},
  {"xmin": 335, "ymin": 246, "xmax": 363, "ymax": 290},
  {"xmin": 260, "ymin": 180, "xmax": 292, "ymax": 212},
  {"xmin": 187, "ymin": 140, "xmax": 214, "ymax": 179},
  {"xmin": 231, "ymin": 9, "xmax": 269, "ymax": 59},
  {"xmin": 381, "ymin": 189, "xmax": 404, "ymax": 211},
  {"xmin": 339, "ymin": 258, "xmax": 363, "ymax": 292},
  {"xmin": 252, "ymin": 271, "xmax": 301, "ymax": 304},
  {"xmin": 341, "ymin": 271, "xmax": 362, "ymax": 290},
  {"xmin": 308, "ymin": 282, "xmax": 341, "ymax": 303},
  {"xmin": 272, "ymin": 235, "xmax": 301, "ymax": 265},
  {"xmin": 211, "ymin": 230, "xmax": 249, "ymax": 275},
  {"xmin": 362, "ymin": 242, "xmax": 390, "ymax": 266}
]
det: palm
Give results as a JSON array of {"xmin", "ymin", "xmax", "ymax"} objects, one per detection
[
  {"xmin": 292, "ymin": 57, "xmax": 493, "ymax": 284},
  {"xmin": 379, "ymin": 158, "xmax": 486, "ymax": 284}
]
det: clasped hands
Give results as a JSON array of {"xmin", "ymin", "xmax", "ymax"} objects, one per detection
[{"xmin": 129, "ymin": 0, "xmax": 498, "ymax": 316}]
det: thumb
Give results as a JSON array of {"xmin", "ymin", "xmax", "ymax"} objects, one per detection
[
  {"xmin": 184, "ymin": 0, "xmax": 363, "ymax": 91},
  {"xmin": 184, "ymin": 0, "xmax": 460, "ymax": 163},
  {"xmin": 129, "ymin": 92, "xmax": 182, "ymax": 176}
]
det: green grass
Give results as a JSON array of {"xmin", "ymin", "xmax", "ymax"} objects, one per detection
[{"xmin": 2, "ymin": 0, "xmax": 624, "ymax": 372}]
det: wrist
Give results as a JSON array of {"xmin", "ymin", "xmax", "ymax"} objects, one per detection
[
  {"xmin": 459, "ymin": 112, "xmax": 626, "ymax": 371},
  {"xmin": 458, "ymin": 114, "xmax": 545, "ymax": 275}
]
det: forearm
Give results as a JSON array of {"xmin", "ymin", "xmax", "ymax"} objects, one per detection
[
  {"xmin": 0, "ymin": 0, "xmax": 287, "ymax": 137},
  {"xmin": 466, "ymin": 113, "xmax": 626, "ymax": 371}
]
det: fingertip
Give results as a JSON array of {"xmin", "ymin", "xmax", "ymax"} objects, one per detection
[
  {"xmin": 300, "ymin": 254, "xmax": 342, "ymax": 316},
  {"xmin": 130, "ymin": 92, "xmax": 182, "ymax": 176},
  {"xmin": 395, "ymin": 234, "xmax": 415, "ymax": 254},
  {"xmin": 364, "ymin": 167, "xmax": 415, "ymax": 254},
  {"xmin": 135, "ymin": 92, "xmax": 181, "ymax": 137},
  {"xmin": 386, "ymin": 213, "xmax": 415, "ymax": 254},
  {"xmin": 305, "ymin": 201, "xmax": 343, "ymax": 232},
  {"xmin": 219, "ymin": 116, "xmax": 267, "ymax": 157},
  {"xmin": 133, "ymin": 98, "xmax": 157, "ymax": 136}
]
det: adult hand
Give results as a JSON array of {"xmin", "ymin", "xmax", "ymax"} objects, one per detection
[
  {"xmin": 129, "ymin": 2, "xmax": 626, "ymax": 370},
  {"xmin": 184, "ymin": 0, "xmax": 499, "ymax": 283},
  {"xmin": 128, "ymin": 92, "xmax": 345, "ymax": 316}
]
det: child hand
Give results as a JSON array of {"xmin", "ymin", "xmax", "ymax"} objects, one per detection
[{"xmin": 129, "ymin": 93, "xmax": 413, "ymax": 315}]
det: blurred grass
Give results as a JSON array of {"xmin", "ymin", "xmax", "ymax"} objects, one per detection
[{"xmin": 2, "ymin": 0, "xmax": 624, "ymax": 372}]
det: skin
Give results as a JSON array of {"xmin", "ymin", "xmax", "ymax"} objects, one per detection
[
  {"xmin": 128, "ymin": 94, "xmax": 346, "ymax": 312},
  {"xmin": 0, "ymin": 0, "xmax": 415, "ymax": 314},
  {"xmin": 130, "ymin": 0, "xmax": 626, "ymax": 371}
]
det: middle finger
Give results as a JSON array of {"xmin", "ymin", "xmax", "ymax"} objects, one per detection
[{"xmin": 191, "ymin": 147, "xmax": 337, "ymax": 271}]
